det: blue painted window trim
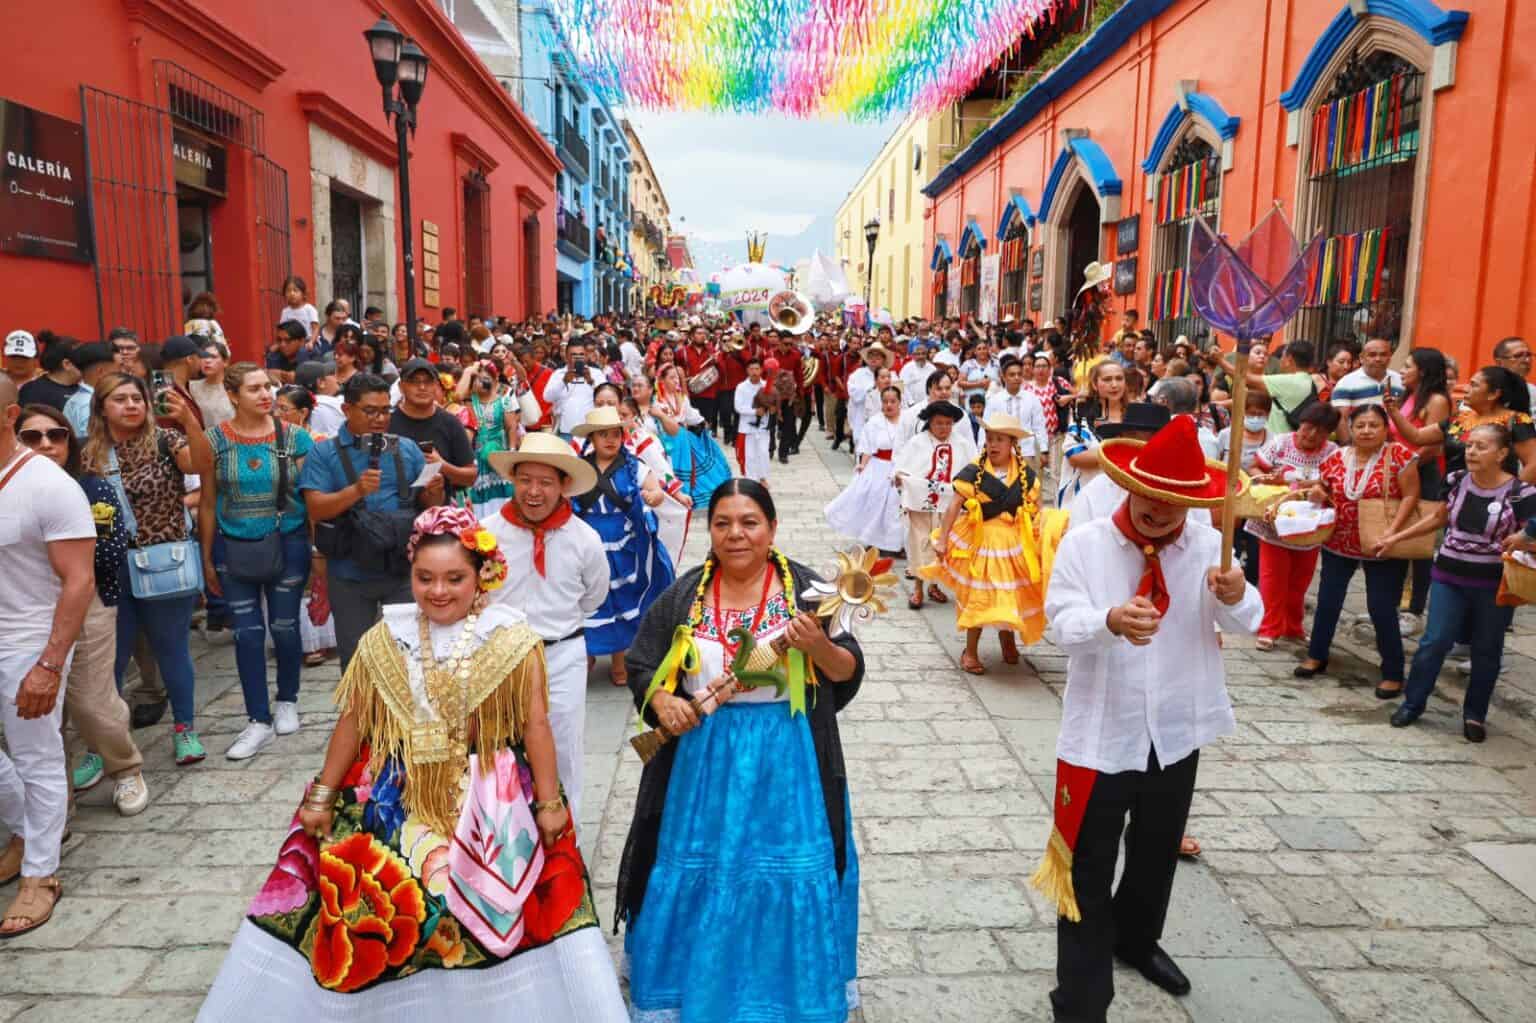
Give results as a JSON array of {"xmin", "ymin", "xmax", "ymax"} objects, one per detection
[
  {"xmin": 1140, "ymin": 94, "xmax": 1241, "ymax": 174},
  {"xmin": 959, "ymin": 220, "xmax": 988, "ymax": 255},
  {"xmin": 1279, "ymin": 0, "xmax": 1468, "ymax": 111},
  {"xmin": 1037, "ymin": 137, "xmax": 1123, "ymax": 223},
  {"xmin": 996, "ymin": 194, "xmax": 1037, "ymax": 240},
  {"xmin": 930, "ymin": 238, "xmax": 954, "ymax": 271}
]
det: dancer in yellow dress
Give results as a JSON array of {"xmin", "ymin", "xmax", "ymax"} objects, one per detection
[{"xmin": 919, "ymin": 413, "xmax": 1068, "ymax": 674}]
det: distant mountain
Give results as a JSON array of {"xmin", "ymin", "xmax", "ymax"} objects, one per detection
[{"xmin": 690, "ymin": 214, "xmax": 836, "ymax": 273}]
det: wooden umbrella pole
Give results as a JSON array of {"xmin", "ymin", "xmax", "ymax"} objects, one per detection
[{"xmin": 1219, "ymin": 339, "xmax": 1250, "ymax": 573}]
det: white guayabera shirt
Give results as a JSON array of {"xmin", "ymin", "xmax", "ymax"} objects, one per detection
[{"xmin": 1045, "ymin": 517, "xmax": 1262, "ymax": 773}]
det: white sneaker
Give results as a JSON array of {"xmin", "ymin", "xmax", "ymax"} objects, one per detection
[
  {"xmin": 226, "ymin": 722, "xmax": 276, "ymax": 761},
  {"xmin": 273, "ymin": 701, "xmax": 301, "ymax": 736},
  {"xmin": 112, "ymin": 772, "xmax": 150, "ymax": 817}
]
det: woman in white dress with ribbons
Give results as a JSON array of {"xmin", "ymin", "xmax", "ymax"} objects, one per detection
[{"xmin": 826, "ymin": 385, "xmax": 907, "ymax": 552}]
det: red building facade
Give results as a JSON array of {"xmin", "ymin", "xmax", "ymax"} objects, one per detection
[
  {"xmin": 1, "ymin": 0, "xmax": 560, "ymax": 361},
  {"xmin": 923, "ymin": 0, "xmax": 1532, "ymax": 370}
]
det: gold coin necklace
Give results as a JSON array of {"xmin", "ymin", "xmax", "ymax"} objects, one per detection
[{"xmin": 419, "ymin": 611, "xmax": 479, "ymax": 794}]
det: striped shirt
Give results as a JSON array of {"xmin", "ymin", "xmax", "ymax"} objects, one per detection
[{"xmin": 1329, "ymin": 367, "xmax": 1404, "ymax": 412}]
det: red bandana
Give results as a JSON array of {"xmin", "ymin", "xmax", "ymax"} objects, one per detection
[
  {"xmin": 1111, "ymin": 499, "xmax": 1183, "ymax": 615},
  {"xmin": 500, "ymin": 499, "xmax": 574, "ymax": 577}
]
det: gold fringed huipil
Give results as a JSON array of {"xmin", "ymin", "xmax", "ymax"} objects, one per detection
[{"xmin": 334, "ymin": 608, "xmax": 546, "ymax": 836}]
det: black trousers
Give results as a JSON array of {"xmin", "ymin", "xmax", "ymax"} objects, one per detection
[
  {"xmin": 813, "ymin": 384, "xmax": 826, "ymax": 428},
  {"xmin": 694, "ymin": 394, "xmax": 719, "ymax": 434},
  {"xmin": 776, "ymin": 400, "xmax": 799, "ymax": 460},
  {"xmin": 830, "ymin": 397, "xmax": 848, "ymax": 448},
  {"xmin": 719, "ymin": 396, "xmax": 739, "ymax": 445},
  {"xmin": 1051, "ymin": 749, "xmax": 1198, "ymax": 1023}
]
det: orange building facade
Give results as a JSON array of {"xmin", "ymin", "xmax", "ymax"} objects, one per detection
[
  {"xmin": 922, "ymin": 0, "xmax": 1531, "ymax": 369},
  {"xmin": 1, "ymin": 0, "xmax": 560, "ymax": 362}
]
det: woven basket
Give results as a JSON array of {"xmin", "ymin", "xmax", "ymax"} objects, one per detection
[
  {"xmin": 1272, "ymin": 501, "xmax": 1335, "ymax": 549},
  {"xmin": 1505, "ymin": 554, "xmax": 1536, "ymax": 603}
]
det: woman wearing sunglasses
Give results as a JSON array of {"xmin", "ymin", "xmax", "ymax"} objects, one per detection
[{"xmin": 14, "ymin": 405, "xmax": 149, "ymax": 816}]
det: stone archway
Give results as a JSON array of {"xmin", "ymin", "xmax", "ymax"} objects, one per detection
[
  {"xmin": 307, "ymin": 123, "xmax": 397, "ymax": 321},
  {"xmin": 1040, "ymin": 135, "xmax": 1120, "ymax": 323}
]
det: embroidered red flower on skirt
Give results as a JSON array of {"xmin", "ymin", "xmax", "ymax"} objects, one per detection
[
  {"xmin": 310, "ymin": 832, "xmax": 427, "ymax": 991},
  {"xmin": 518, "ymin": 832, "xmax": 587, "ymax": 948}
]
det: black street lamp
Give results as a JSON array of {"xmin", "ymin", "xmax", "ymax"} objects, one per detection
[
  {"xmin": 365, "ymin": 16, "xmax": 429, "ymax": 337},
  {"xmin": 863, "ymin": 216, "xmax": 881, "ymax": 307}
]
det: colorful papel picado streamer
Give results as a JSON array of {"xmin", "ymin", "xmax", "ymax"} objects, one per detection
[
  {"xmin": 1001, "ymin": 234, "xmax": 1027, "ymax": 274},
  {"xmin": 1155, "ymin": 159, "xmax": 1213, "ymax": 225},
  {"xmin": 547, "ymin": 0, "xmax": 1078, "ymax": 120},
  {"xmin": 1304, "ymin": 227, "xmax": 1391, "ymax": 307},
  {"xmin": 1309, "ymin": 73, "xmax": 1414, "ymax": 177},
  {"xmin": 1150, "ymin": 268, "xmax": 1190, "ymax": 321}
]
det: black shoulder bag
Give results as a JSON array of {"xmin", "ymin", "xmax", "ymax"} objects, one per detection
[
  {"xmin": 222, "ymin": 417, "xmax": 292, "ymax": 583},
  {"xmin": 313, "ymin": 435, "xmax": 417, "ymax": 577}
]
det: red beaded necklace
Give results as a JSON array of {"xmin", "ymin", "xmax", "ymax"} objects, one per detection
[{"xmin": 711, "ymin": 562, "xmax": 776, "ymax": 660}]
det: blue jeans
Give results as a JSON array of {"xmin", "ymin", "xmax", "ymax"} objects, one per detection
[
  {"xmin": 114, "ymin": 580, "xmax": 199, "ymax": 726},
  {"xmin": 214, "ymin": 530, "xmax": 311, "ymax": 724},
  {"xmin": 1307, "ymin": 548, "xmax": 1408, "ymax": 680},
  {"xmin": 1404, "ymin": 580, "xmax": 1513, "ymax": 721}
]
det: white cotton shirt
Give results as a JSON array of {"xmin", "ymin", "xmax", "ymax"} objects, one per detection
[
  {"xmin": 894, "ymin": 429, "xmax": 977, "ymax": 512},
  {"xmin": 1046, "ymin": 517, "xmax": 1263, "ymax": 774},
  {"xmin": 983, "ymin": 388, "xmax": 1048, "ymax": 457},
  {"xmin": 1069, "ymin": 472, "xmax": 1215, "ymax": 529},
  {"xmin": 480, "ymin": 510, "xmax": 610, "ymax": 641},
  {"xmin": 932, "ymin": 349, "xmax": 961, "ymax": 369},
  {"xmin": 734, "ymin": 379, "xmax": 769, "ymax": 434},
  {"xmin": 0, "ymin": 452, "xmax": 96, "ymax": 646},
  {"xmin": 541, "ymin": 366, "xmax": 608, "ymax": 434},
  {"xmin": 310, "ymin": 395, "xmax": 346, "ymax": 437},
  {"xmin": 899, "ymin": 360, "xmax": 935, "ymax": 406}
]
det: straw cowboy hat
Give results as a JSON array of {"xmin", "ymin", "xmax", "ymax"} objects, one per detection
[
  {"xmin": 571, "ymin": 406, "xmax": 626, "ymax": 439},
  {"xmin": 979, "ymin": 413, "xmax": 1033, "ymax": 441},
  {"xmin": 861, "ymin": 341, "xmax": 890, "ymax": 361},
  {"xmin": 1076, "ymin": 260, "xmax": 1115, "ymax": 296},
  {"xmin": 1097, "ymin": 416, "xmax": 1241, "ymax": 508},
  {"xmin": 488, "ymin": 431, "xmax": 598, "ymax": 496}
]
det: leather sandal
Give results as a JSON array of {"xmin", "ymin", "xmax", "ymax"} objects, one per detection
[
  {"xmin": 1179, "ymin": 835, "xmax": 1202, "ymax": 859},
  {"xmin": 926, "ymin": 585, "xmax": 948, "ymax": 604},
  {"xmin": 999, "ymin": 632, "xmax": 1020, "ymax": 665},
  {"xmin": 908, "ymin": 592, "xmax": 923, "ymax": 610},
  {"xmin": 0, "ymin": 838, "xmax": 20, "ymax": 887},
  {"xmin": 960, "ymin": 653, "xmax": 986, "ymax": 675},
  {"xmin": 0, "ymin": 875, "xmax": 61, "ymax": 939}
]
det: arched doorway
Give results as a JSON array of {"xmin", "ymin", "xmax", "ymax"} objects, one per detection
[{"xmin": 1062, "ymin": 183, "xmax": 1101, "ymax": 313}]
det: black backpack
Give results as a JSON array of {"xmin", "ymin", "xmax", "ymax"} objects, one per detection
[{"xmin": 1274, "ymin": 378, "xmax": 1321, "ymax": 431}]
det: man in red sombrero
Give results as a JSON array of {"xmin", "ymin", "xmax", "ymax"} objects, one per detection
[{"xmin": 1034, "ymin": 416, "xmax": 1261, "ymax": 1022}]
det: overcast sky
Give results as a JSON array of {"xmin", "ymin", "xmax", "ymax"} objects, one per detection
[{"xmin": 625, "ymin": 110, "xmax": 899, "ymax": 267}]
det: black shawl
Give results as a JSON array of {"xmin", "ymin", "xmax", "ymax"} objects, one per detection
[{"xmin": 612, "ymin": 558, "xmax": 865, "ymax": 932}]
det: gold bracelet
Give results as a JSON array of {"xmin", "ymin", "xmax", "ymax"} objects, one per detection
[{"xmin": 533, "ymin": 796, "xmax": 566, "ymax": 814}]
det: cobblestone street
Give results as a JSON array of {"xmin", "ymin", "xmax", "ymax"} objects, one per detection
[{"xmin": 3, "ymin": 433, "xmax": 1536, "ymax": 1022}]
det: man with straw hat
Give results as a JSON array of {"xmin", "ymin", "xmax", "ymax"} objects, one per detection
[
  {"xmin": 1033, "ymin": 416, "xmax": 1260, "ymax": 1021},
  {"xmin": 480, "ymin": 433, "xmax": 607, "ymax": 820},
  {"xmin": 845, "ymin": 340, "xmax": 888, "ymax": 447}
]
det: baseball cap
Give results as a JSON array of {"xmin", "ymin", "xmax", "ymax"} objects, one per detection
[
  {"xmin": 295, "ymin": 360, "xmax": 338, "ymax": 391},
  {"xmin": 398, "ymin": 357, "xmax": 438, "ymax": 381},
  {"xmin": 4, "ymin": 330, "xmax": 37, "ymax": 359},
  {"xmin": 161, "ymin": 335, "xmax": 201, "ymax": 360}
]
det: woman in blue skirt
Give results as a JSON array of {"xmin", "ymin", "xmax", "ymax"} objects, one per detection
[
  {"xmin": 653, "ymin": 362, "xmax": 732, "ymax": 509},
  {"xmin": 573, "ymin": 407, "xmax": 677, "ymax": 688},
  {"xmin": 618, "ymin": 478, "xmax": 865, "ymax": 1023}
]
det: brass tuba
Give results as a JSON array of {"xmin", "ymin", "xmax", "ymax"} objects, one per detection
[{"xmin": 767, "ymin": 291, "xmax": 815, "ymax": 336}]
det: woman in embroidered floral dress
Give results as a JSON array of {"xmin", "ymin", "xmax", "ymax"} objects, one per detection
[
  {"xmin": 618, "ymin": 479, "xmax": 865, "ymax": 1023},
  {"xmin": 198, "ymin": 507, "xmax": 625, "ymax": 1023}
]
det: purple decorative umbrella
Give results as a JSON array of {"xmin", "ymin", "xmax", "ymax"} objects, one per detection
[{"xmin": 1186, "ymin": 205, "xmax": 1321, "ymax": 569}]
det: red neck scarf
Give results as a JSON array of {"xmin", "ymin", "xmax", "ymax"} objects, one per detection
[
  {"xmin": 500, "ymin": 499, "xmax": 574, "ymax": 577},
  {"xmin": 1111, "ymin": 500, "xmax": 1183, "ymax": 614}
]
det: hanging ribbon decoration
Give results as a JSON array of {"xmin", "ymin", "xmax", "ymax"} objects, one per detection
[{"xmin": 546, "ymin": 0, "xmax": 1076, "ymax": 120}]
